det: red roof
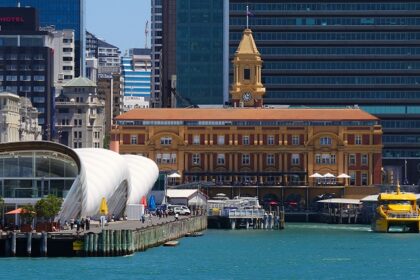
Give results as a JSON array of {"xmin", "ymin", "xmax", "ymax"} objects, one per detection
[{"xmin": 116, "ymin": 108, "xmax": 377, "ymax": 122}]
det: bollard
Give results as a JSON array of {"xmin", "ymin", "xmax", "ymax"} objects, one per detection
[
  {"xmin": 10, "ymin": 232, "xmax": 16, "ymax": 257},
  {"xmin": 26, "ymin": 232, "xmax": 32, "ymax": 256},
  {"xmin": 40, "ymin": 232, "xmax": 47, "ymax": 257}
]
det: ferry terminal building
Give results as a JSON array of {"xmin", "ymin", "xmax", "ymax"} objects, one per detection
[{"xmin": 111, "ymin": 28, "xmax": 383, "ymax": 202}]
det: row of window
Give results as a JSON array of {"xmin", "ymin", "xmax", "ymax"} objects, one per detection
[
  {"xmin": 349, "ymin": 154, "xmax": 369, "ymax": 166},
  {"xmin": 264, "ymin": 76, "xmax": 420, "ymax": 85},
  {"xmin": 246, "ymin": 46, "xmax": 420, "ymax": 56},
  {"xmin": 0, "ymin": 54, "xmax": 44, "ymax": 60},
  {"xmin": 118, "ymin": 120, "xmax": 377, "ymax": 127},
  {"xmin": 0, "ymin": 86, "xmax": 45, "ymax": 93},
  {"xmin": 382, "ymin": 120, "xmax": 420, "ymax": 129},
  {"xmin": 231, "ymin": 17, "xmax": 420, "ymax": 26},
  {"xmin": 349, "ymin": 172, "xmax": 369, "ymax": 186},
  {"xmin": 0, "ymin": 65, "xmax": 45, "ymax": 71},
  {"xmin": 156, "ymin": 153, "xmax": 177, "ymax": 164},
  {"xmin": 230, "ymin": 32, "xmax": 420, "ymax": 41},
  {"xmin": 0, "ymin": 75, "xmax": 45, "ymax": 81},
  {"xmin": 266, "ymin": 91, "xmax": 420, "ymax": 100},
  {"xmin": 383, "ymin": 150, "xmax": 420, "ymax": 158},
  {"xmin": 230, "ymin": 3, "xmax": 420, "ymax": 11},
  {"xmin": 189, "ymin": 153, "xmax": 301, "ymax": 166},
  {"xmin": 264, "ymin": 61, "xmax": 420, "ymax": 71},
  {"xmin": 383, "ymin": 135, "xmax": 420, "ymax": 144}
]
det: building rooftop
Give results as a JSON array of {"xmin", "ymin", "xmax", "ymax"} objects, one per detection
[
  {"xmin": 63, "ymin": 77, "xmax": 96, "ymax": 88},
  {"xmin": 116, "ymin": 108, "xmax": 378, "ymax": 121}
]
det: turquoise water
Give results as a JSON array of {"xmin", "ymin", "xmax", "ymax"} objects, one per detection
[{"xmin": 2, "ymin": 224, "xmax": 420, "ymax": 280}]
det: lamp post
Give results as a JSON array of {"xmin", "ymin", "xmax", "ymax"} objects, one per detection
[{"xmin": 404, "ymin": 159, "xmax": 409, "ymax": 185}]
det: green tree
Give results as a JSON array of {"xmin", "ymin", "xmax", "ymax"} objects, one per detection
[
  {"xmin": 20, "ymin": 204, "xmax": 36, "ymax": 224},
  {"xmin": 35, "ymin": 195, "xmax": 63, "ymax": 222},
  {"xmin": 103, "ymin": 133, "xmax": 110, "ymax": 149}
]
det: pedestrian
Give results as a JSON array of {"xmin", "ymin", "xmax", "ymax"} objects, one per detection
[
  {"xmin": 175, "ymin": 213, "xmax": 179, "ymax": 221},
  {"xmin": 81, "ymin": 218, "xmax": 85, "ymax": 231},
  {"xmin": 75, "ymin": 219, "xmax": 80, "ymax": 232},
  {"xmin": 70, "ymin": 218, "xmax": 74, "ymax": 230},
  {"xmin": 141, "ymin": 215, "xmax": 145, "ymax": 223},
  {"xmin": 86, "ymin": 217, "xmax": 90, "ymax": 230}
]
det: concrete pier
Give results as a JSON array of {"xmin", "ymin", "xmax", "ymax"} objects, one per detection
[{"xmin": 0, "ymin": 216, "xmax": 207, "ymax": 257}]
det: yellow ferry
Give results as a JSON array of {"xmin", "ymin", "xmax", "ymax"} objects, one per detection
[{"xmin": 372, "ymin": 183, "xmax": 420, "ymax": 233}]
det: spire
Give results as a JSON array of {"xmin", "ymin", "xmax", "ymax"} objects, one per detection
[{"xmin": 235, "ymin": 29, "xmax": 260, "ymax": 56}]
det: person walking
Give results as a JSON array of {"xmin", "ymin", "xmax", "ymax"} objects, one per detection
[
  {"xmin": 86, "ymin": 217, "xmax": 90, "ymax": 231},
  {"xmin": 70, "ymin": 218, "xmax": 74, "ymax": 230},
  {"xmin": 175, "ymin": 213, "xmax": 179, "ymax": 221},
  {"xmin": 81, "ymin": 218, "xmax": 85, "ymax": 231},
  {"xmin": 75, "ymin": 219, "xmax": 80, "ymax": 232}
]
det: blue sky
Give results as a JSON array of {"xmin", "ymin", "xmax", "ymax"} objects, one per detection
[{"xmin": 86, "ymin": 0, "xmax": 151, "ymax": 54}]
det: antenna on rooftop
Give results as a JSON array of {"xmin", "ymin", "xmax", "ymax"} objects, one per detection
[{"xmin": 145, "ymin": 20, "xmax": 149, "ymax": 49}]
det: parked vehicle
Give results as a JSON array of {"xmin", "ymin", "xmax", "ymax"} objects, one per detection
[{"xmin": 173, "ymin": 205, "xmax": 191, "ymax": 215}]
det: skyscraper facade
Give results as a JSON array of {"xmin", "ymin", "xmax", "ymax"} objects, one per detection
[
  {"xmin": 121, "ymin": 49, "xmax": 151, "ymax": 111},
  {"xmin": 229, "ymin": 1, "xmax": 420, "ymax": 184},
  {"xmin": 175, "ymin": 0, "xmax": 224, "ymax": 106},
  {"xmin": 0, "ymin": 0, "xmax": 86, "ymax": 77},
  {"xmin": 150, "ymin": 0, "xmax": 163, "ymax": 107}
]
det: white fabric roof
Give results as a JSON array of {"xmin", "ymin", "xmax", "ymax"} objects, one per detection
[
  {"xmin": 167, "ymin": 189, "xmax": 199, "ymax": 199},
  {"xmin": 58, "ymin": 149, "xmax": 159, "ymax": 221}
]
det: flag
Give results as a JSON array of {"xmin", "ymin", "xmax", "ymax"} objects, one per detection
[{"xmin": 246, "ymin": 10, "xmax": 254, "ymax": 17}]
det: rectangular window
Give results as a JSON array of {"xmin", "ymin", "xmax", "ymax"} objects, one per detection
[
  {"xmin": 130, "ymin": 135, "xmax": 137, "ymax": 144},
  {"xmin": 292, "ymin": 154, "xmax": 300, "ymax": 165},
  {"xmin": 267, "ymin": 154, "xmax": 275, "ymax": 166},
  {"xmin": 161, "ymin": 153, "xmax": 171, "ymax": 164},
  {"xmin": 193, "ymin": 135, "xmax": 200, "ymax": 145},
  {"xmin": 74, "ymin": 119, "xmax": 77, "ymax": 126},
  {"xmin": 361, "ymin": 154, "xmax": 368, "ymax": 165},
  {"xmin": 78, "ymin": 131, "xmax": 82, "ymax": 138},
  {"xmin": 78, "ymin": 142, "xmax": 82, "ymax": 148},
  {"xmin": 217, "ymin": 154, "xmax": 225, "ymax": 165},
  {"xmin": 355, "ymin": 135, "xmax": 362, "ymax": 145},
  {"xmin": 74, "ymin": 131, "xmax": 77, "ymax": 139},
  {"xmin": 267, "ymin": 135, "xmax": 274, "ymax": 145},
  {"xmin": 320, "ymin": 137, "xmax": 332, "ymax": 145},
  {"xmin": 292, "ymin": 135, "xmax": 300, "ymax": 145},
  {"xmin": 315, "ymin": 154, "xmax": 321, "ymax": 164},
  {"xmin": 160, "ymin": 136, "xmax": 172, "ymax": 145},
  {"xmin": 349, "ymin": 154, "xmax": 356, "ymax": 166},
  {"xmin": 192, "ymin": 154, "xmax": 200, "ymax": 165},
  {"xmin": 350, "ymin": 171, "xmax": 356, "ymax": 186},
  {"xmin": 361, "ymin": 173, "xmax": 368, "ymax": 185},
  {"xmin": 74, "ymin": 142, "xmax": 77, "ymax": 148},
  {"xmin": 217, "ymin": 135, "xmax": 225, "ymax": 145},
  {"xmin": 244, "ymin": 68, "xmax": 250, "ymax": 80},
  {"xmin": 242, "ymin": 135, "xmax": 250, "ymax": 145},
  {"xmin": 156, "ymin": 154, "xmax": 162, "ymax": 164},
  {"xmin": 242, "ymin": 154, "xmax": 250, "ymax": 165},
  {"xmin": 330, "ymin": 154, "xmax": 336, "ymax": 164},
  {"xmin": 171, "ymin": 153, "xmax": 177, "ymax": 164}
]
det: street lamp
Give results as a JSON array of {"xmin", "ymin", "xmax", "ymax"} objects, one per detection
[{"xmin": 404, "ymin": 159, "xmax": 409, "ymax": 185}]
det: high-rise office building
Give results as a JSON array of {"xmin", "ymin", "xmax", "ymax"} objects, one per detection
[
  {"xmin": 150, "ymin": 0, "xmax": 163, "ymax": 108},
  {"xmin": 0, "ymin": 0, "xmax": 86, "ymax": 77},
  {"xmin": 0, "ymin": 7, "xmax": 55, "ymax": 139},
  {"xmin": 121, "ymin": 48, "xmax": 151, "ymax": 111},
  {"xmin": 229, "ymin": 1, "xmax": 420, "ymax": 184}
]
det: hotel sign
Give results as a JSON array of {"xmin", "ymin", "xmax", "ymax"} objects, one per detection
[{"xmin": 0, "ymin": 8, "xmax": 38, "ymax": 31}]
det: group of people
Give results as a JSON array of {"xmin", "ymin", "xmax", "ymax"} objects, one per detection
[{"xmin": 66, "ymin": 217, "xmax": 91, "ymax": 232}]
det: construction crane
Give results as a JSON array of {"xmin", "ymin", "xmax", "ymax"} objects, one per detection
[{"xmin": 145, "ymin": 20, "xmax": 149, "ymax": 49}]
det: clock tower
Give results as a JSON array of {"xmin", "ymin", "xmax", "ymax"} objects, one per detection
[{"xmin": 230, "ymin": 28, "xmax": 266, "ymax": 107}]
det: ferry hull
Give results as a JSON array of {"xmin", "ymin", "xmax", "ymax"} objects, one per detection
[{"xmin": 372, "ymin": 219, "xmax": 420, "ymax": 233}]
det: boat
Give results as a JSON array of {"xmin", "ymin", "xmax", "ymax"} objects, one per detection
[
  {"xmin": 372, "ymin": 183, "xmax": 420, "ymax": 233},
  {"xmin": 163, "ymin": 240, "xmax": 179, "ymax": 247},
  {"xmin": 185, "ymin": 232, "xmax": 204, "ymax": 237}
]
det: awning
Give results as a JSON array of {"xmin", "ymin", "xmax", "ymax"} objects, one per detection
[{"xmin": 309, "ymin": 173, "xmax": 323, "ymax": 178}]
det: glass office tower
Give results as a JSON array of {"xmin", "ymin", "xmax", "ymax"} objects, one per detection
[
  {"xmin": 0, "ymin": 0, "xmax": 85, "ymax": 77},
  {"xmin": 175, "ymin": 0, "xmax": 224, "ymax": 106},
  {"xmin": 230, "ymin": 1, "xmax": 420, "ymax": 184}
]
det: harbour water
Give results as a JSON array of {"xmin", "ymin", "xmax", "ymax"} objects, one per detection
[{"xmin": 3, "ymin": 223, "xmax": 420, "ymax": 279}]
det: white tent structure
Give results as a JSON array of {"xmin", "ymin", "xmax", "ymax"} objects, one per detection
[{"xmin": 58, "ymin": 149, "xmax": 159, "ymax": 222}]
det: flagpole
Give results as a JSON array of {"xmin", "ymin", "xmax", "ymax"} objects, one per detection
[{"xmin": 246, "ymin": 5, "xmax": 249, "ymax": 29}]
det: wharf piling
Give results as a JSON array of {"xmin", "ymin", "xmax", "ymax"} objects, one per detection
[{"xmin": 0, "ymin": 216, "xmax": 206, "ymax": 257}]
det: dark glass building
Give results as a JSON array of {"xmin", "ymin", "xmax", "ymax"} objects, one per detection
[
  {"xmin": 230, "ymin": 1, "xmax": 420, "ymax": 184},
  {"xmin": 0, "ymin": 7, "xmax": 54, "ymax": 139},
  {"xmin": 0, "ymin": 0, "xmax": 85, "ymax": 77},
  {"xmin": 175, "ymin": 0, "xmax": 224, "ymax": 106}
]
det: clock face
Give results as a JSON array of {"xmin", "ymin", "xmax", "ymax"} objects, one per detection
[{"xmin": 242, "ymin": 92, "xmax": 253, "ymax": 102}]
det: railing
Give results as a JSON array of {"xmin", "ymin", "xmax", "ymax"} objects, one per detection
[
  {"xmin": 222, "ymin": 209, "xmax": 266, "ymax": 219},
  {"xmin": 387, "ymin": 211, "xmax": 420, "ymax": 219}
]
